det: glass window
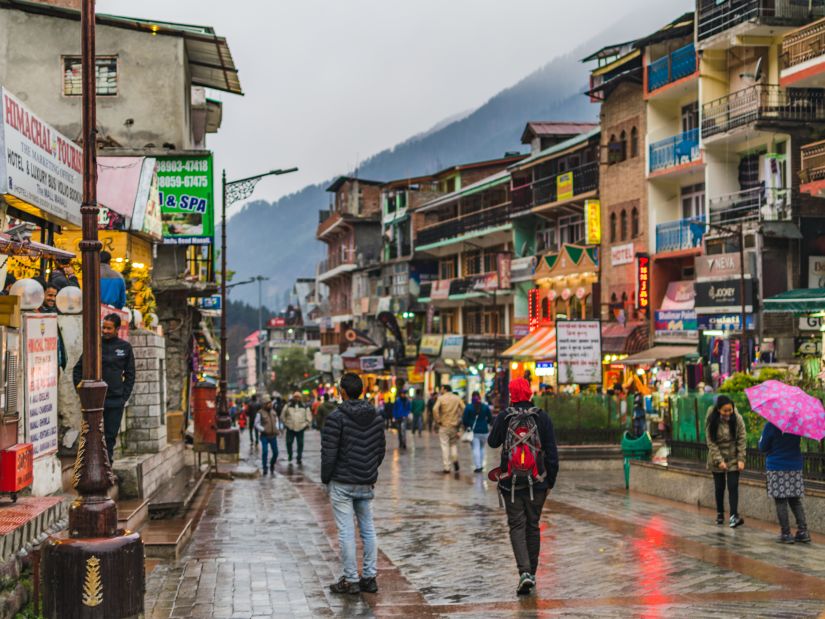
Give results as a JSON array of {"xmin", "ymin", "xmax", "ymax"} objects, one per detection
[
  {"xmin": 630, "ymin": 127, "xmax": 639, "ymax": 158},
  {"xmin": 610, "ymin": 212, "xmax": 617, "ymax": 243},
  {"xmin": 631, "ymin": 207, "xmax": 640, "ymax": 238},
  {"xmin": 63, "ymin": 56, "xmax": 118, "ymax": 96},
  {"xmin": 620, "ymin": 210, "xmax": 628, "ymax": 241},
  {"xmin": 681, "ymin": 183, "xmax": 705, "ymax": 220}
]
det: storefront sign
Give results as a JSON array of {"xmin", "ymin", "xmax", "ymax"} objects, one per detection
[
  {"xmin": 654, "ymin": 310, "xmax": 698, "ymax": 339},
  {"xmin": 585, "ymin": 199, "xmax": 601, "ymax": 245},
  {"xmin": 442, "ymin": 335, "xmax": 464, "ymax": 360},
  {"xmin": 497, "ymin": 253, "xmax": 511, "ymax": 289},
  {"xmin": 510, "ymin": 256, "xmax": 537, "ymax": 282},
  {"xmin": 799, "ymin": 315, "xmax": 824, "ymax": 331},
  {"xmin": 199, "ymin": 295, "xmax": 222, "ymax": 310},
  {"xmin": 695, "ymin": 279, "xmax": 755, "ymax": 314},
  {"xmin": 471, "ymin": 272, "xmax": 499, "ymax": 292},
  {"xmin": 556, "ymin": 321, "xmax": 602, "ymax": 385},
  {"xmin": 795, "ymin": 337, "xmax": 822, "ymax": 357},
  {"xmin": 314, "ymin": 352, "xmax": 332, "ymax": 373},
  {"xmin": 661, "ymin": 281, "xmax": 695, "ymax": 310},
  {"xmin": 556, "ymin": 171, "xmax": 573, "ymax": 201},
  {"xmin": 0, "ymin": 88, "xmax": 83, "ymax": 226},
  {"xmin": 636, "ymin": 254, "xmax": 650, "ymax": 313},
  {"xmin": 535, "ymin": 361, "xmax": 555, "ymax": 377},
  {"xmin": 695, "ymin": 253, "xmax": 742, "ymax": 280},
  {"xmin": 268, "ymin": 317, "xmax": 286, "ymax": 327},
  {"xmin": 809, "ymin": 256, "xmax": 825, "ymax": 288},
  {"xmin": 157, "ymin": 155, "xmax": 214, "ymax": 245},
  {"xmin": 431, "ymin": 279, "xmax": 451, "ymax": 300},
  {"xmin": 528, "ymin": 289, "xmax": 540, "ymax": 332},
  {"xmin": 611, "ymin": 243, "xmax": 634, "ymax": 266},
  {"xmin": 24, "ymin": 314, "xmax": 59, "ymax": 458},
  {"xmin": 360, "ymin": 356, "xmax": 384, "ymax": 372},
  {"xmin": 697, "ymin": 313, "xmax": 756, "ymax": 331},
  {"xmin": 419, "ymin": 334, "xmax": 443, "ymax": 356}
]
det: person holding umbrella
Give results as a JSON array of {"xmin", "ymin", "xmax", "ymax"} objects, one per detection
[{"xmin": 705, "ymin": 395, "xmax": 747, "ymax": 528}]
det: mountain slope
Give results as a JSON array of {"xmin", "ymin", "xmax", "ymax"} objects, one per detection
[{"xmin": 226, "ymin": 1, "xmax": 688, "ymax": 308}]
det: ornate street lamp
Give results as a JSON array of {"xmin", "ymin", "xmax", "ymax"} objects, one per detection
[{"xmin": 41, "ymin": 1, "xmax": 144, "ymax": 617}]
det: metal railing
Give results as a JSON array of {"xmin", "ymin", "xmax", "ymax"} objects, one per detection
[
  {"xmin": 800, "ymin": 138, "xmax": 825, "ymax": 182},
  {"xmin": 649, "ymin": 128, "xmax": 701, "ymax": 173},
  {"xmin": 656, "ymin": 216, "xmax": 706, "ymax": 253},
  {"xmin": 318, "ymin": 246, "xmax": 356, "ymax": 274},
  {"xmin": 416, "ymin": 202, "xmax": 511, "ymax": 247},
  {"xmin": 698, "ymin": 0, "xmax": 825, "ymax": 41},
  {"xmin": 708, "ymin": 186, "xmax": 793, "ymax": 225},
  {"xmin": 647, "ymin": 43, "xmax": 697, "ymax": 92},
  {"xmin": 702, "ymin": 84, "xmax": 825, "ymax": 138},
  {"xmin": 783, "ymin": 17, "xmax": 825, "ymax": 69},
  {"xmin": 512, "ymin": 161, "xmax": 599, "ymax": 215}
]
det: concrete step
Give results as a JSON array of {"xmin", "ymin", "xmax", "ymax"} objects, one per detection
[
  {"xmin": 141, "ymin": 517, "xmax": 193, "ymax": 560},
  {"xmin": 117, "ymin": 497, "xmax": 149, "ymax": 532},
  {"xmin": 147, "ymin": 465, "xmax": 208, "ymax": 519}
]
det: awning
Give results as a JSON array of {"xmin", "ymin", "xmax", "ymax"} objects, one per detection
[
  {"xmin": 97, "ymin": 157, "xmax": 162, "ymax": 240},
  {"xmin": 763, "ymin": 288, "xmax": 825, "ymax": 313},
  {"xmin": 602, "ymin": 321, "xmax": 649, "ymax": 354},
  {"xmin": 502, "ymin": 326, "xmax": 556, "ymax": 359},
  {"xmin": 616, "ymin": 345, "xmax": 697, "ymax": 366},
  {"xmin": 0, "ymin": 233, "xmax": 74, "ymax": 260}
]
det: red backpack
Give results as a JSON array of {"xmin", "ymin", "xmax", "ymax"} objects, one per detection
[{"xmin": 501, "ymin": 407, "xmax": 545, "ymax": 503}]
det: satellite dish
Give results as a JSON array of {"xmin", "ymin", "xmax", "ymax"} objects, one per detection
[
  {"xmin": 739, "ymin": 57, "xmax": 763, "ymax": 83},
  {"xmin": 519, "ymin": 240, "xmax": 529, "ymax": 257}
]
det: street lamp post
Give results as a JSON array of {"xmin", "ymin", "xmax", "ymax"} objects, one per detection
[
  {"xmin": 41, "ymin": 1, "xmax": 144, "ymax": 616},
  {"xmin": 218, "ymin": 168, "xmax": 297, "ymax": 454},
  {"xmin": 254, "ymin": 274, "xmax": 270, "ymax": 393}
]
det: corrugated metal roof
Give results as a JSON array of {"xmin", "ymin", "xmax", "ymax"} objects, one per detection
[
  {"xmin": 510, "ymin": 127, "xmax": 601, "ymax": 171},
  {"xmin": 521, "ymin": 122, "xmax": 599, "ymax": 144},
  {"xmin": 416, "ymin": 169, "xmax": 510, "ymax": 212}
]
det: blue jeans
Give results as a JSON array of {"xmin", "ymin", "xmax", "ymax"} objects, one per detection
[
  {"xmin": 329, "ymin": 481, "xmax": 377, "ymax": 582},
  {"xmin": 471, "ymin": 433, "xmax": 488, "ymax": 470},
  {"xmin": 261, "ymin": 434, "xmax": 278, "ymax": 470}
]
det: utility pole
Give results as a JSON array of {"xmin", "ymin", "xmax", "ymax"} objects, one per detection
[
  {"xmin": 41, "ymin": 2, "xmax": 144, "ymax": 616},
  {"xmin": 255, "ymin": 274, "xmax": 270, "ymax": 394}
]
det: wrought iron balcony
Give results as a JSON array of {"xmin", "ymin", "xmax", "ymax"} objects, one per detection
[
  {"xmin": 702, "ymin": 85, "xmax": 825, "ymax": 138},
  {"xmin": 783, "ymin": 17, "xmax": 825, "ymax": 70},
  {"xmin": 708, "ymin": 186, "xmax": 792, "ymax": 225},
  {"xmin": 655, "ymin": 216, "xmax": 706, "ymax": 254},
  {"xmin": 800, "ymin": 138, "xmax": 825, "ymax": 182},
  {"xmin": 698, "ymin": 0, "xmax": 825, "ymax": 42},
  {"xmin": 416, "ymin": 203, "xmax": 511, "ymax": 247},
  {"xmin": 649, "ymin": 129, "xmax": 700, "ymax": 173},
  {"xmin": 647, "ymin": 43, "xmax": 697, "ymax": 92},
  {"xmin": 510, "ymin": 161, "xmax": 599, "ymax": 217}
]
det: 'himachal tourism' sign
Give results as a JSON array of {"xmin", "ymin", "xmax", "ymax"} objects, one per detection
[
  {"xmin": 0, "ymin": 87, "xmax": 83, "ymax": 226},
  {"xmin": 157, "ymin": 155, "xmax": 215, "ymax": 245},
  {"xmin": 24, "ymin": 314, "xmax": 59, "ymax": 458}
]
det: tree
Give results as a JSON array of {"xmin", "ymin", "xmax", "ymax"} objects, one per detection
[{"xmin": 270, "ymin": 347, "xmax": 315, "ymax": 395}]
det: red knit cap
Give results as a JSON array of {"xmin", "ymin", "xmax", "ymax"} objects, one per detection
[{"xmin": 509, "ymin": 378, "xmax": 532, "ymax": 404}]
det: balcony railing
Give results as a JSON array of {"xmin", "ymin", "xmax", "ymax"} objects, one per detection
[
  {"xmin": 801, "ymin": 138, "xmax": 825, "ymax": 182},
  {"xmin": 708, "ymin": 186, "xmax": 792, "ymax": 225},
  {"xmin": 649, "ymin": 128, "xmax": 701, "ymax": 173},
  {"xmin": 511, "ymin": 161, "xmax": 599, "ymax": 216},
  {"xmin": 783, "ymin": 17, "xmax": 825, "ymax": 69},
  {"xmin": 702, "ymin": 84, "xmax": 825, "ymax": 138},
  {"xmin": 698, "ymin": 0, "xmax": 825, "ymax": 42},
  {"xmin": 318, "ymin": 247, "xmax": 356, "ymax": 275},
  {"xmin": 647, "ymin": 43, "xmax": 697, "ymax": 92},
  {"xmin": 656, "ymin": 216, "xmax": 706, "ymax": 254},
  {"xmin": 416, "ymin": 202, "xmax": 511, "ymax": 247}
]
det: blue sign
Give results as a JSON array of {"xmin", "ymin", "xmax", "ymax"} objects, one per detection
[
  {"xmin": 198, "ymin": 295, "xmax": 221, "ymax": 310},
  {"xmin": 654, "ymin": 310, "xmax": 698, "ymax": 337},
  {"xmin": 697, "ymin": 313, "xmax": 755, "ymax": 332}
]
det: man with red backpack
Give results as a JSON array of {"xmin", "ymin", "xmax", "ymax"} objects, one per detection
[{"xmin": 488, "ymin": 377, "xmax": 559, "ymax": 596}]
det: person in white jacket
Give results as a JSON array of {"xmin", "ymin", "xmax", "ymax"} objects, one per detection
[{"xmin": 282, "ymin": 392, "xmax": 313, "ymax": 464}]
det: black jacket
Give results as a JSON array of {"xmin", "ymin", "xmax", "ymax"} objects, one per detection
[
  {"xmin": 321, "ymin": 399, "xmax": 386, "ymax": 485},
  {"xmin": 49, "ymin": 270, "xmax": 80, "ymax": 292},
  {"xmin": 73, "ymin": 336, "xmax": 136, "ymax": 405},
  {"xmin": 488, "ymin": 402, "xmax": 559, "ymax": 492}
]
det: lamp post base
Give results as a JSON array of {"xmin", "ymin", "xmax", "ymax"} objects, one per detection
[
  {"xmin": 216, "ymin": 427, "xmax": 240, "ymax": 454},
  {"xmin": 41, "ymin": 530, "xmax": 144, "ymax": 619}
]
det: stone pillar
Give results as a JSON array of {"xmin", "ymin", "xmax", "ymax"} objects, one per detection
[{"xmin": 124, "ymin": 329, "xmax": 167, "ymax": 454}]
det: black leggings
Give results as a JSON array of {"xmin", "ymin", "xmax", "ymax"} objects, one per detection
[
  {"xmin": 713, "ymin": 471, "xmax": 740, "ymax": 516},
  {"xmin": 775, "ymin": 497, "xmax": 808, "ymax": 535}
]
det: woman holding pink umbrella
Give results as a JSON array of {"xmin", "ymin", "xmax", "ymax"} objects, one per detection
[
  {"xmin": 759, "ymin": 422, "xmax": 810, "ymax": 544},
  {"xmin": 705, "ymin": 395, "xmax": 747, "ymax": 527}
]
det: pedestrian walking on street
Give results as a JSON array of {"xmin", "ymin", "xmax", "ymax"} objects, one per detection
[
  {"xmin": 247, "ymin": 395, "xmax": 261, "ymax": 451},
  {"xmin": 228, "ymin": 399, "xmax": 238, "ymax": 427},
  {"xmin": 463, "ymin": 391, "xmax": 493, "ymax": 473},
  {"xmin": 433, "ymin": 385, "xmax": 464, "ymax": 473},
  {"xmin": 316, "ymin": 393, "xmax": 336, "ymax": 432},
  {"xmin": 254, "ymin": 395, "xmax": 280, "ymax": 475},
  {"xmin": 631, "ymin": 387, "xmax": 647, "ymax": 438},
  {"xmin": 393, "ymin": 391, "xmax": 411, "ymax": 450},
  {"xmin": 488, "ymin": 377, "xmax": 558, "ymax": 596},
  {"xmin": 73, "ymin": 313, "xmax": 135, "ymax": 464},
  {"xmin": 411, "ymin": 389, "xmax": 425, "ymax": 436},
  {"xmin": 426, "ymin": 392, "xmax": 437, "ymax": 433},
  {"xmin": 706, "ymin": 395, "xmax": 747, "ymax": 528},
  {"xmin": 759, "ymin": 422, "xmax": 811, "ymax": 544},
  {"xmin": 283, "ymin": 391, "xmax": 312, "ymax": 464},
  {"xmin": 321, "ymin": 373, "xmax": 386, "ymax": 595}
]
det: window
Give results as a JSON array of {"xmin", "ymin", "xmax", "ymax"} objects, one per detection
[
  {"xmin": 607, "ymin": 133, "xmax": 626, "ymax": 164},
  {"xmin": 631, "ymin": 207, "xmax": 640, "ymax": 238},
  {"xmin": 620, "ymin": 131, "xmax": 628, "ymax": 161},
  {"xmin": 630, "ymin": 127, "xmax": 639, "ymax": 158},
  {"xmin": 558, "ymin": 214, "xmax": 584, "ymax": 245},
  {"xmin": 439, "ymin": 257, "xmax": 456, "ymax": 280},
  {"xmin": 541, "ymin": 296, "xmax": 550, "ymax": 319},
  {"xmin": 620, "ymin": 209, "xmax": 628, "ymax": 241},
  {"xmin": 610, "ymin": 212, "xmax": 617, "ymax": 243},
  {"xmin": 463, "ymin": 251, "xmax": 482, "ymax": 276},
  {"xmin": 536, "ymin": 221, "xmax": 558, "ymax": 252},
  {"xmin": 440, "ymin": 310, "xmax": 456, "ymax": 334},
  {"xmin": 63, "ymin": 56, "xmax": 118, "ymax": 96},
  {"xmin": 681, "ymin": 183, "xmax": 705, "ymax": 220},
  {"xmin": 682, "ymin": 102, "xmax": 699, "ymax": 133}
]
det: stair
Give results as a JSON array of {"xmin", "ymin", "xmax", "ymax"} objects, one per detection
[
  {"xmin": 141, "ymin": 517, "xmax": 193, "ymax": 560},
  {"xmin": 117, "ymin": 498, "xmax": 149, "ymax": 532},
  {"xmin": 147, "ymin": 465, "xmax": 208, "ymax": 519}
]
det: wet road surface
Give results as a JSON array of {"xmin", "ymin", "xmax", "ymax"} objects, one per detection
[{"xmin": 145, "ymin": 427, "xmax": 825, "ymax": 618}]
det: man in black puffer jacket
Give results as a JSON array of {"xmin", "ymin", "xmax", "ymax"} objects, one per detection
[{"xmin": 321, "ymin": 373, "xmax": 386, "ymax": 596}]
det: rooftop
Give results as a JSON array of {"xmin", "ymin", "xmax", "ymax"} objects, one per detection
[
  {"xmin": 325, "ymin": 176, "xmax": 385, "ymax": 193},
  {"xmin": 417, "ymin": 169, "xmax": 511, "ymax": 213},
  {"xmin": 510, "ymin": 127, "xmax": 601, "ymax": 170},
  {"xmin": 520, "ymin": 122, "xmax": 599, "ymax": 145}
]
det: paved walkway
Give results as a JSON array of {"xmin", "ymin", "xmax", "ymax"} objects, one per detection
[{"xmin": 145, "ymin": 426, "xmax": 825, "ymax": 618}]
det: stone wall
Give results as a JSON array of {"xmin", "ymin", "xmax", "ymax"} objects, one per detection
[
  {"xmin": 125, "ymin": 329, "xmax": 167, "ymax": 454},
  {"xmin": 56, "ymin": 314, "xmax": 82, "ymax": 453}
]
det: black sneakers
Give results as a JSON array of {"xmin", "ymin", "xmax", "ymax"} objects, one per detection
[
  {"xmin": 329, "ymin": 577, "xmax": 360, "ymax": 595},
  {"xmin": 359, "ymin": 577, "xmax": 378, "ymax": 593},
  {"xmin": 777, "ymin": 533, "xmax": 795, "ymax": 544},
  {"xmin": 516, "ymin": 572, "xmax": 535, "ymax": 595},
  {"xmin": 729, "ymin": 514, "xmax": 745, "ymax": 528},
  {"xmin": 716, "ymin": 513, "xmax": 724, "ymax": 525},
  {"xmin": 269, "ymin": 462, "xmax": 275, "ymax": 474},
  {"xmin": 795, "ymin": 530, "xmax": 812, "ymax": 544},
  {"xmin": 453, "ymin": 461, "xmax": 460, "ymax": 472}
]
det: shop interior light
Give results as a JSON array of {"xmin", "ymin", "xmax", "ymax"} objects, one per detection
[
  {"xmin": 703, "ymin": 330, "xmax": 725, "ymax": 336},
  {"xmin": 115, "ymin": 257, "xmax": 124, "ymax": 262},
  {"xmin": 390, "ymin": 386, "xmax": 397, "ymax": 394},
  {"xmin": 469, "ymin": 367, "xmax": 478, "ymax": 375},
  {"xmin": 408, "ymin": 388, "xmax": 415, "ymax": 397},
  {"xmin": 477, "ymin": 363, "xmax": 484, "ymax": 370},
  {"xmin": 511, "ymin": 362, "xmax": 519, "ymax": 371},
  {"xmin": 636, "ymin": 368, "xmax": 645, "ymax": 376}
]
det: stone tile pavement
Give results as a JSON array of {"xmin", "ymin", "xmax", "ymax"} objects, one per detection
[{"xmin": 144, "ymin": 425, "xmax": 825, "ymax": 618}]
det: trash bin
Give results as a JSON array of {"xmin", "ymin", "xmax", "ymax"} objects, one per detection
[{"xmin": 620, "ymin": 430, "xmax": 652, "ymax": 489}]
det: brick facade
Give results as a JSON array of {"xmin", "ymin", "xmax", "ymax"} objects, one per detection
[{"xmin": 124, "ymin": 329, "xmax": 168, "ymax": 454}]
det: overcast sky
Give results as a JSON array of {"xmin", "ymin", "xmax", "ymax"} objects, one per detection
[{"xmin": 97, "ymin": 0, "xmax": 680, "ymax": 216}]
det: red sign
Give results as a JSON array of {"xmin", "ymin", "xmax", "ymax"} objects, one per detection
[
  {"xmin": 0, "ymin": 443, "xmax": 33, "ymax": 493},
  {"xmin": 268, "ymin": 317, "xmax": 286, "ymax": 328},
  {"xmin": 528, "ymin": 289, "xmax": 540, "ymax": 333},
  {"xmin": 636, "ymin": 254, "xmax": 650, "ymax": 314}
]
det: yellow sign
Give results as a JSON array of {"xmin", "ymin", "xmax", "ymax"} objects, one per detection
[
  {"xmin": 556, "ymin": 171, "xmax": 574, "ymax": 201},
  {"xmin": 585, "ymin": 199, "xmax": 601, "ymax": 245},
  {"xmin": 56, "ymin": 230, "xmax": 153, "ymax": 269}
]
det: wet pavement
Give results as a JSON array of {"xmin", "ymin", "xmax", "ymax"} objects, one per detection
[{"xmin": 145, "ymin": 427, "xmax": 825, "ymax": 618}]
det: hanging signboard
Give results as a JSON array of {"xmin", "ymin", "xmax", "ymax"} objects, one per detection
[
  {"xmin": 442, "ymin": 335, "xmax": 464, "ymax": 359},
  {"xmin": 556, "ymin": 320, "xmax": 602, "ymax": 385},
  {"xmin": 497, "ymin": 253, "xmax": 512, "ymax": 290},
  {"xmin": 157, "ymin": 155, "xmax": 215, "ymax": 245},
  {"xmin": 359, "ymin": 356, "xmax": 384, "ymax": 372},
  {"xmin": 585, "ymin": 200, "xmax": 601, "ymax": 245},
  {"xmin": 24, "ymin": 314, "xmax": 59, "ymax": 458},
  {"xmin": 635, "ymin": 253, "xmax": 650, "ymax": 314},
  {"xmin": 697, "ymin": 313, "xmax": 756, "ymax": 331},
  {"xmin": 695, "ymin": 253, "xmax": 748, "ymax": 280},
  {"xmin": 0, "ymin": 87, "xmax": 83, "ymax": 227},
  {"xmin": 808, "ymin": 256, "xmax": 825, "ymax": 288},
  {"xmin": 695, "ymin": 279, "xmax": 756, "ymax": 314},
  {"xmin": 556, "ymin": 171, "xmax": 574, "ymax": 201},
  {"xmin": 419, "ymin": 334, "xmax": 443, "ymax": 356},
  {"xmin": 654, "ymin": 309, "xmax": 698, "ymax": 340}
]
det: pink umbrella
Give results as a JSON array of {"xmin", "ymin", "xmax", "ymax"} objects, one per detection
[{"xmin": 744, "ymin": 380, "xmax": 825, "ymax": 441}]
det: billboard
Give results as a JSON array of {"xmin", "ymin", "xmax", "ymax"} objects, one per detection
[
  {"xmin": 556, "ymin": 321, "xmax": 602, "ymax": 385},
  {"xmin": 157, "ymin": 155, "xmax": 214, "ymax": 245}
]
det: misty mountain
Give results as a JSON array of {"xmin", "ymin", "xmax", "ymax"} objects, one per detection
[{"xmin": 225, "ymin": 2, "xmax": 687, "ymax": 309}]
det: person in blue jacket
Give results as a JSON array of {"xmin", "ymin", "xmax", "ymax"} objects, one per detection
[
  {"xmin": 99, "ymin": 251, "xmax": 127, "ymax": 309},
  {"xmin": 463, "ymin": 391, "xmax": 493, "ymax": 473},
  {"xmin": 759, "ymin": 422, "xmax": 811, "ymax": 544},
  {"xmin": 392, "ymin": 392, "xmax": 411, "ymax": 450}
]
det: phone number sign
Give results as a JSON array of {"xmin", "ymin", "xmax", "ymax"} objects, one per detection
[{"xmin": 157, "ymin": 155, "xmax": 214, "ymax": 245}]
